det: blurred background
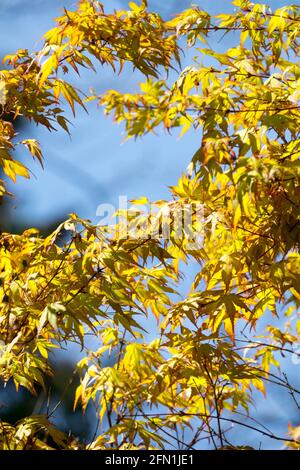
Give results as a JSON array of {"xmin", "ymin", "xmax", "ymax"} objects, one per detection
[{"xmin": 0, "ymin": 0, "xmax": 298, "ymax": 448}]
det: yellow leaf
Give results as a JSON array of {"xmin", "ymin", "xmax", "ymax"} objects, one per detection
[
  {"xmin": 233, "ymin": 203, "xmax": 242, "ymax": 230},
  {"xmin": 39, "ymin": 55, "xmax": 59, "ymax": 86},
  {"xmin": 2, "ymin": 159, "xmax": 30, "ymax": 182}
]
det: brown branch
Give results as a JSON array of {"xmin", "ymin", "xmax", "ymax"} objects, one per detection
[
  {"xmin": 35, "ymin": 236, "xmax": 74, "ymax": 302},
  {"xmin": 122, "ymin": 103, "xmax": 300, "ymax": 116},
  {"xmin": 198, "ymin": 388, "xmax": 218, "ymax": 450},
  {"xmin": 203, "ymin": 362, "xmax": 224, "ymax": 448},
  {"xmin": 65, "ymin": 267, "xmax": 102, "ymax": 306},
  {"xmin": 283, "ymin": 372, "xmax": 300, "ymax": 412},
  {"xmin": 236, "ymin": 225, "xmax": 274, "ymax": 239},
  {"xmin": 231, "ymin": 336, "xmax": 298, "ymax": 357},
  {"xmin": 124, "ymin": 412, "xmax": 300, "ymax": 446}
]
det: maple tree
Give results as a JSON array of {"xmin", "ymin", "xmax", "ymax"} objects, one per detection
[{"xmin": 0, "ymin": 0, "xmax": 300, "ymax": 450}]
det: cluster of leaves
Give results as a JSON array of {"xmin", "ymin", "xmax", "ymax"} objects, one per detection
[
  {"xmin": 0, "ymin": 0, "xmax": 179, "ymax": 195},
  {"xmin": 0, "ymin": 0, "xmax": 300, "ymax": 450},
  {"xmin": 0, "ymin": 415, "xmax": 69, "ymax": 450}
]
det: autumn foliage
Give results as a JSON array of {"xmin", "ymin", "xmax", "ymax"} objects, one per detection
[{"xmin": 0, "ymin": 0, "xmax": 300, "ymax": 449}]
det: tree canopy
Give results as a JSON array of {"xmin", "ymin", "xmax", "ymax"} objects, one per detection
[{"xmin": 0, "ymin": 0, "xmax": 300, "ymax": 450}]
